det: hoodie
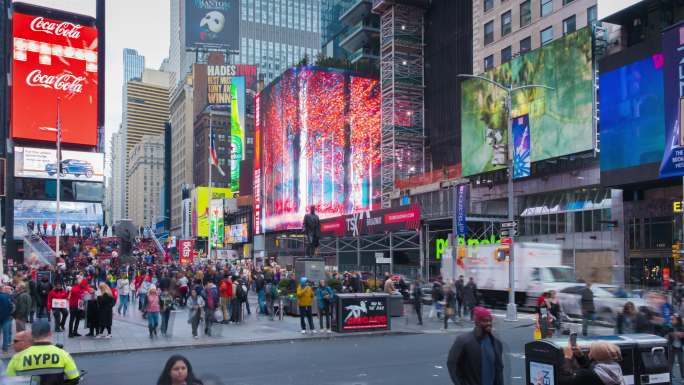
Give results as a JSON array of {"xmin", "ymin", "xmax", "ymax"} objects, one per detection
[{"xmin": 592, "ymin": 363, "xmax": 626, "ymax": 385}]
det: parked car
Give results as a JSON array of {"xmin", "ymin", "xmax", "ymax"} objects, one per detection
[
  {"xmin": 557, "ymin": 284, "xmax": 646, "ymax": 324},
  {"xmin": 46, "ymin": 159, "xmax": 94, "ymax": 178}
]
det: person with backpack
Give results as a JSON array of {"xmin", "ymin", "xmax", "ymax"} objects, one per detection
[
  {"xmin": 265, "ymin": 279, "xmax": 279, "ymax": 321},
  {"xmin": 230, "ymin": 278, "xmax": 242, "ymax": 323},
  {"xmin": 159, "ymin": 288, "xmax": 175, "ymax": 337},
  {"xmin": 203, "ymin": 281, "xmax": 218, "ymax": 336},
  {"xmin": 316, "ymin": 280, "xmax": 334, "ymax": 332},
  {"xmin": 36, "ymin": 275, "xmax": 52, "ymax": 321}
]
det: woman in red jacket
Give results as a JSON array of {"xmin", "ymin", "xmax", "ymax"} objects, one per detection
[
  {"xmin": 47, "ymin": 281, "xmax": 69, "ymax": 332},
  {"xmin": 68, "ymin": 279, "xmax": 89, "ymax": 337}
]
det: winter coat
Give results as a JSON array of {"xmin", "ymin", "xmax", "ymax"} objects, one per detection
[
  {"xmin": 96, "ymin": 293, "xmax": 115, "ymax": 328},
  {"xmin": 84, "ymin": 294, "xmax": 99, "ymax": 329},
  {"xmin": 146, "ymin": 292, "xmax": 161, "ymax": 313},
  {"xmin": 13, "ymin": 292, "xmax": 32, "ymax": 321},
  {"xmin": 0, "ymin": 293, "xmax": 13, "ymax": 323},
  {"xmin": 47, "ymin": 289, "xmax": 68, "ymax": 312},
  {"xmin": 315, "ymin": 286, "xmax": 335, "ymax": 309},
  {"xmin": 447, "ymin": 328, "xmax": 504, "ymax": 385},
  {"xmin": 559, "ymin": 355, "xmax": 626, "ymax": 385},
  {"xmin": 581, "ymin": 286, "xmax": 595, "ymax": 315},
  {"xmin": 463, "ymin": 282, "xmax": 478, "ymax": 306},
  {"xmin": 296, "ymin": 285, "xmax": 314, "ymax": 307},
  {"xmin": 455, "ymin": 280, "xmax": 465, "ymax": 301},
  {"xmin": 187, "ymin": 295, "xmax": 205, "ymax": 321}
]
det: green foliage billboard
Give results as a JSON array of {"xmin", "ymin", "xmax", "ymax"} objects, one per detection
[{"xmin": 461, "ymin": 28, "xmax": 593, "ymax": 177}]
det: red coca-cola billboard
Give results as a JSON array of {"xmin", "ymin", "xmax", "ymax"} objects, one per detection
[
  {"xmin": 177, "ymin": 239, "xmax": 195, "ymax": 266},
  {"xmin": 12, "ymin": 11, "xmax": 98, "ymax": 146}
]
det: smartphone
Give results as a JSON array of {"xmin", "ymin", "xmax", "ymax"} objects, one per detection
[{"xmin": 569, "ymin": 332, "xmax": 577, "ymax": 348}]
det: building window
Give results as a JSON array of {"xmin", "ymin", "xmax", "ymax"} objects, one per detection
[
  {"xmin": 484, "ymin": 0, "xmax": 494, "ymax": 12},
  {"xmin": 484, "ymin": 54, "xmax": 494, "ymax": 70},
  {"xmin": 540, "ymin": 26, "xmax": 553, "ymax": 46},
  {"xmin": 484, "ymin": 20, "xmax": 494, "ymax": 45},
  {"xmin": 501, "ymin": 46, "xmax": 512, "ymax": 63},
  {"xmin": 520, "ymin": 0, "xmax": 531, "ymax": 27},
  {"xmin": 520, "ymin": 36, "xmax": 531, "ymax": 53},
  {"xmin": 501, "ymin": 11, "xmax": 512, "ymax": 36},
  {"xmin": 563, "ymin": 15, "xmax": 576, "ymax": 35},
  {"xmin": 587, "ymin": 5, "xmax": 597, "ymax": 25},
  {"xmin": 562, "ymin": 0, "xmax": 574, "ymax": 5},
  {"xmin": 540, "ymin": 0, "xmax": 553, "ymax": 17}
]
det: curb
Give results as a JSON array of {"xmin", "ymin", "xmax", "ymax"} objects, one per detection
[{"xmin": 67, "ymin": 330, "xmax": 421, "ymax": 357}]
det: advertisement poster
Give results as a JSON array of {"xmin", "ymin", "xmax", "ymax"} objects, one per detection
[
  {"xmin": 253, "ymin": 93, "xmax": 262, "ymax": 234},
  {"xmin": 455, "ymin": 184, "xmax": 468, "ymax": 237},
  {"xmin": 660, "ymin": 22, "xmax": 684, "ymax": 177},
  {"xmin": 177, "ymin": 239, "xmax": 194, "ymax": 266},
  {"xmin": 259, "ymin": 68, "xmax": 381, "ymax": 232},
  {"xmin": 512, "ymin": 115, "xmax": 531, "ymax": 178},
  {"xmin": 529, "ymin": 361, "xmax": 554, "ymax": 385},
  {"xmin": 230, "ymin": 76, "xmax": 246, "ymax": 192},
  {"xmin": 12, "ymin": 11, "xmax": 98, "ymax": 146},
  {"xmin": 185, "ymin": 0, "xmax": 239, "ymax": 50},
  {"xmin": 320, "ymin": 205, "xmax": 421, "ymax": 237},
  {"xmin": 209, "ymin": 199, "xmax": 224, "ymax": 249},
  {"xmin": 461, "ymin": 28, "xmax": 593, "ymax": 176},
  {"xmin": 14, "ymin": 146, "xmax": 104, "ymax": 182},
  {"xmin": 207, "ymin": 65, "xmax": 234, "ymax": 106},
  {"xmin": 14, "ymin": 200, "xmax": 102, "ymax": 239},
  {"xmin": 193, "ymin": 187, "xmax": 231, "ymax": 237},
  {"xmin": 338, "ymin": 296, "xmax": 389, "ymax": 331},
  {"xmin": 225, "ymin": 223, "xmax": 248, "ymax": 244}
]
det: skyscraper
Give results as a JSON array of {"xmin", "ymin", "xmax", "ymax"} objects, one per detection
[
  {"xmin": 123, "ymin": 48, "xmax": 145, "ymax": 82},
  {"xmin": 320, "ymin": 0, "xmax": 379, "ymax": 66},
  {"xmin": 127, "ymin": 135, "xmax": 165, "ymax": 227}
]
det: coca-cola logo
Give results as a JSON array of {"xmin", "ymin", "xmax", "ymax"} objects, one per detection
[
  {"xmin": 30, "ymin": 16, "xmax": 82, "ymax": 39},
  {"xmin": 26, "ymin": 69, "xmax": 85, "ymax": 93}
]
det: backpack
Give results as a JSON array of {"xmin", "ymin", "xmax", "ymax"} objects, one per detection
[{"xmin": 236, "ymin": 284, "xmax": 247, "ymax": 302}]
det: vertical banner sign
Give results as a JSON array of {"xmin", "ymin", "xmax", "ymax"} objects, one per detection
[
  {"xmin": 512, "ymin": 114, "xmax": 531, "ymax": 178},
  {"xmin": 230, "ymin": 76, "xmax": 246, "ymax": 192},
  {"xmin": 12, "ymin": 11, "xmax": 99, "ymax": 146},
  {"xmin": 207, "ymin": 65, "xmax": 234, "ymax": 106},
  {"xmin": 177, "ymin": 239, "xmax": 195, "ymax": 265},
  {"xmin": 185, "ymin": 0, "xmax": 239, "ymax": 50},
  {"xmin": 209, "ymin": 199, "xmax": 224, "ymax": 249},
  {"xmin": 660, "ymin": 22, "xmax": 684, "ymax": 177},
  {"xmin": 254, "ymin": 94, "xmax": 262, "ymax": 234},
  {"xmin": 456, "ymin": 184, "xmax": 468, "ymax": 237}
]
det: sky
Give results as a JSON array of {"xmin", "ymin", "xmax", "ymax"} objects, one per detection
[{"xmin": 14, "ymin": 0, "xmax": 171, "ymax": 155}]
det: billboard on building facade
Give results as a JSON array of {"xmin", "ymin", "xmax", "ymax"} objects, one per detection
[
  {"xmin": 209, "ymin": 199, "xmax": 223, "ymax": 248},
  {"xmin": 207, "ymin": 64, "xmax": 234, "ymax": 106},
  {"xmin": 185, "ymin": 0, "xmax": 239, "ymax": 50},
  {"xmin": 230, "ymin": 76, "xmax": 246, "ymax": 193},
  {"xmin": 660, "ymin": 22, "xmax": 684, "ymax": 178},
  {"xmin": 253, "ymin": 93, "xmax": 262, "ymax": 234},
  {"xmin": 319, "ymin": 205, "xmax": 421, "ymax": 237},
  {"xmin": 177, "ymin": 239, "xmax": 194, "ymax": 265},
  {"xmin": 14, "ymin": 146, "xmax": 105, "ymax": 182},
  {"xmin": 461, "ymin": 28, "xmax": 593, "ymax": 176},
  {"xmin": 600, "ymin": 48, "xmax": 665, "ymax": 185},
  {"xmin": 257, "ymin": 67, "xmax": 381, "ymax": 232},
  {"xmin": 193, "ymin": 186, "xmax": 231, "ymax": 238},
  {"xmin": 14, "ymin": 200, "xmax": 102, "ymax": 239},
  {"xmin": 225, "ymin": 223, "xmax": 248, "ymax": 244},
  {"xmin": 12, "ymin": 10, "xmax": 99, "ymax": 146}
]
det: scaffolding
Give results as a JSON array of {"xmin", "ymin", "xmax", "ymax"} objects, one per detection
[{"xmin": 373, "ymin": 0, "xmax": 427, "ymax": 207}]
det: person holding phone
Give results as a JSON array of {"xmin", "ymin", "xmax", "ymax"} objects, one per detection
[{"xmin": 559, "ymin": 340, "xmax": 625, "ymax": 385}]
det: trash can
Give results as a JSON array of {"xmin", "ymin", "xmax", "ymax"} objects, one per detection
[
  {"xmin": 333, "ymin": 293, "xmax": 390, "ymax": 333},
  {"xmin": 525, "ymin": 335, "xmax": 638, "ymax": 385},
  {"xmin": 389, "ymin": 293, "xmax": 404, "ymax": 317},
  {"xmin": 623, "ymin": 334, "xmax": 670, "ymax": 385}
]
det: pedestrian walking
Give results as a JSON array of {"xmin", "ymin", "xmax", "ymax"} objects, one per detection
[
  {"xmin": 116, "ymin": 274, "xmax": 131, "ymax": 316},
  {"xmin": 315, "ymin": 280, "xmax": 334, "ymax": 332},
  {"xmin": 68, "ymin": 279, "xmax": 87, "ymax": 338},
  {"xmin": 203, "ymin": 281, "xmax": 218, "ymax": 335},
  {"xmin": 0, "ymin": 286, "xmax": 14, "ymax": 354},
  {"xmin": 447, "ymin": 306, "xmax": 504, "ymax": 385},
  {"xmin": 616, "ymin": 302, "xmax": 638, "ymax": 334},
  {"xmin": 84, "ymin": 287, "xmax": 99, "ymax": 337},
  {"xmin": 455, "ymin": 275, "xmax": 465, "ymax": 318},
  {"xmin": 146, "ymin": 286, "xmax": 161, "ymax": 338},
  {"xmin": 265, "ymin": 279, "xmax": 279, "ymax": 321},
  {"xmin": 218, "ymin": 275, "xmax": 233, "ymax": 324},
  {"xmin": 668, "ymin": 314, "xmax": 684, "ymax": 381},
  {"xmin": 156, "ymin": 355, "xmax": 204, "ymax": 385},
  {"xmin": 411, "ymin": 280, "xmax": 423, "ymax": 326},
  {"xmin": 431, "ymin": 281, "xmax": 444, "ymax": 319},
  {"xmin": 13, "ymin": 283, "xmax": 31, "ymax": 332},
  {"xmin": 580, "ymin": 282, "xmax": 595, "ymax": 336},
  {"xmin": 296, "ymin": 278, "xmax": 315, "ymax": 334},
  {"xmin": 47, "ymin": 282, "xmax": 68, "ymax": 332},
  {"xmin": 36, "ymin": 275, "xmax": 52, "ymax": 321},
  {"xmin": 96, "ymin": 283, "xmax": 114, "ymax": 338},
  {"xmin": 160, "ymin": 289, "xmax": 174, "ymax": 336},
  {"xmin": 255, "ymin": 273, "xmax": 266, "ymax": 315},
  {"xmin": 463, "ymin": 277, "xmax": 479, "ymax": 320},
  {"xmin": 444, "ymin": 283, "xmax": 457, "ymax": 330},
  {"xmin": 187, "ymin": 289, "xmax": 204, "ymax": 339}
]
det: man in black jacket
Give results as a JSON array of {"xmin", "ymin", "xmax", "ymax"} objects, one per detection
[{"xmin": 447, "ymin": 306, "xmax": 504, "ymax": 385}]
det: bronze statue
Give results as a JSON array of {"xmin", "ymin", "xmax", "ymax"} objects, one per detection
[{"xmin": 303, "ymin": 205, "xmax": 321, "ymax": 257}]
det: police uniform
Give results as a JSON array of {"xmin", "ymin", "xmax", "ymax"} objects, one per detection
[{"xmin": 5, "ymin": 342, "xmax": 80, "ymax": 384}]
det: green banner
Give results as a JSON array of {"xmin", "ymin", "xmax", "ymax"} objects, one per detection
[{"xmin": 230, "ymin": 76, "xmax": 246, "ymax": 192}]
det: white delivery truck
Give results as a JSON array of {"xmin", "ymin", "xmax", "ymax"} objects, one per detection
[{"xmin": 443, "ymin": 242, "xmax": 575, "ymax": 307}]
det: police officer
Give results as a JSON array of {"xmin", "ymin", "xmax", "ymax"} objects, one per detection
[{"xmin": 5, "ymin": 320, "xmax": 80, "ymax": 384}]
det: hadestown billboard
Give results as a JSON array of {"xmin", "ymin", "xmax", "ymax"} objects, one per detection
[{"xmin": 14, "ymin": 147, "xmax": 104, "ymax": 182}]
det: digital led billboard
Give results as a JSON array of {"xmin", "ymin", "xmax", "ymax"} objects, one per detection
[
  {"xmin": 14, "ymin": 200, "xmax": 102, "ymax": 239},
  {"xmin": 230, "ymin": 76, "xmax": 246, "ymax": 193},
  {"xmin": 192, "ymin": 186, "xmax": 232, "ymax": 238},
  {"xmin": 461, "ymin": 28, "xmax": 593, "ymax": 176},
  {"xmin": 12, "ymin": 11, "xmax": 99, "ymax": 146},
  {"xmin": 15, "ymin": 146, "xmax": 105, "ymax": 182},
  {"xmin": 599, "ymin": 52, "xmax": 665, "ymax": 185},
  {"xmin": 185, "ymin": 0, "xmax": 239, "ymax": 50},
  {"xmin": 257, "ymin": 67, "xmax": 381, "ymax": 232}
]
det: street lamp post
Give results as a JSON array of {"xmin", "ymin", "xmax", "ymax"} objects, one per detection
[
  {"xmin": 40, "ymin": 98, "xmax": 62, "ymax": 262},
  {"xmin": 457, "ymin": 74, "xmax": 554, "ymax": 321}
]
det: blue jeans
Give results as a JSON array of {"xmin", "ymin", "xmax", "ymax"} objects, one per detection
[
  {"xmin": 118, "ymin": 294, "xmax": 129, "ymax": 315},
  {"xmin": 257, "ymin": 290, "xmax": 266, "ymax": 314},
  {"xmin": 147, "ymin": 312, "xmax": 160, "ymax": 330},
  {"xmin": 1, "ymin": 318, "xmax": 11, "ymax": 352}
]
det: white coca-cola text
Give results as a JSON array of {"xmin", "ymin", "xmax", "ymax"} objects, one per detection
[
  {"xmin": 26, "ymin": 70, "xmax": 85, "ymax": 93},
  {"xmin": 30, "ymin": 17, "xmax": 82, "ymax": 39}
]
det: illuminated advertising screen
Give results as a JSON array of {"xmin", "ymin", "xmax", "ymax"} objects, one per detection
[
  {"xmin": 258, "ymin": 67, "xmax": 381, "ymax": 232},
  {"xmin": 599, "ymin": 49, "xmax": 665, "ymax": 185},
  {"xmin": 14, "ymin": 200, "xmax": 102, "ymax": 239},
  {"xmin": 207, "ymin": 64, "xmax": 234, "ymax": 106},
  {"xmin": 225, "ymin": 223, "xmax": 248, "ymax": 244},
  {"xmin": 192, "ymin": 186, "xmax": 231, "ymax": 238},
  {"xmin": 14, "ymin": 146, "xmax": 105, "ymax": 182},
  {"xmin": 230, "ymin": 76, "xmax": 246, "ymax": 193},
  {"xmin": 12, "ymin": 11, "xmax": 98, "ymax": 146},
  {"xmin": 461, "ymin": 28, "xmax": 593, "ymax": 176},
  {"xmin": 185, "ymin": 0, "xmax": 239, "ymax": 50}
]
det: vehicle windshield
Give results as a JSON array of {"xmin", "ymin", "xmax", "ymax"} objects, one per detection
[{"xmin": 544, "ymin": 267, "xmax": 575, "ymax": 282}]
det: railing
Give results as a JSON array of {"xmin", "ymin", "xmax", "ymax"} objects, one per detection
[
  {"xmin": 23, "ymin": 235, "xmax": 56, "ymax": 266},
  {"xmin": 149, "ymin": 231, "xmax": 166, "ymax": 257},
  {"xmin": 349, "ymin": 47, "xmax": 379, "ymax": 62}
]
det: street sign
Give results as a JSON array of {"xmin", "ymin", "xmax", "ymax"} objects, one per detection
[
  {"xmin": 501, "ymin": 221, "xmax": 518, "ymax": 229},
  {"xmin": 375, "ymin": 252, "xmax": 391, "ymax": 264},
  {"xmin": 501, "ymin": 237, "xmax": 513, "ymax": 246},
  {"xmin": 500, "ymin": 229, "xmax": 517, "ymax": 237}
]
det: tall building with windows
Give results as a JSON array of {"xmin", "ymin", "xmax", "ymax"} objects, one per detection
[
  {"xmin": 321, "ymin": 0, "xmax": 379, "ymax": 66},
  {"xmin": 109, "ymin": 130, "xmax": 126, "ymax": 224},
  {"xmin": 127, "ymin": 135, "xmax": 165, "ymax": 227},
  {"xmin": 123, "ymin": 48, "xmax": 145, "ymax": 82},
  {"xmin": 472, "ymin": 0, "xmax": 597, "ymax": 74}
]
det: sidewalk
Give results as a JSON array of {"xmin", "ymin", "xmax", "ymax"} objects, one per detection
[{"xmin": 49, "ymin": 296, "xmax": 539, "ymax": 355}]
